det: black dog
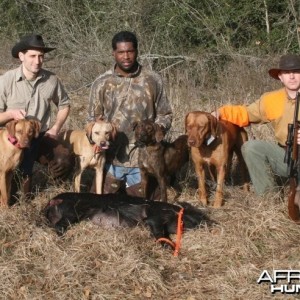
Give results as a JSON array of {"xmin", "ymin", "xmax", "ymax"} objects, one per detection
[{"xmin": 44, "ymin": 193, "xmax": 213, "ymax": 249}]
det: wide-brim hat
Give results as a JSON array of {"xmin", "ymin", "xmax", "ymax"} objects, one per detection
[
  {"xmin": 268, "ymin": 54, "xmax": 300, "ymax": 80},
  {"xmin": 11, "ymin": 34, "xmax": 56, "ymax": 58}
]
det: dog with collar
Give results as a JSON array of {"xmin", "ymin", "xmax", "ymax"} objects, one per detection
[
  {"xmin": 0, "ymin": 119, "xmax": 40, "ymax": 207},
  {"xmin": 185, "ymin": 111, "xmax": 249, "ymax": 208},
  {"xmin": 44, "ymin": 192, "xmax": 214, "ymax": 252},
  {"xmin": 58, "ymin": 118, "xmax": 116, "ymax": 193},
  {"xmin": 133, "ymin": 119, "xmax": 189, "ymax": 201}
]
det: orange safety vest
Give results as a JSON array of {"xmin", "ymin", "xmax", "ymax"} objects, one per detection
[{"xmin": 218, "ymin": 88, "xmax": 296, "ymax": 145}]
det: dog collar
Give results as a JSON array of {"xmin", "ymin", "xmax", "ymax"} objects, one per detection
[
  {"xmin": 134, "ymin": 141, "xmax": 146, "ymax": 148},
  {"xmin": 8, "ymin": 135, "xmax": 21, "ymax": 148},
  {"xmin": 86, "ymin": 133, "xmax": 104, "ymax": 154},
  {"xmin": 205, "ymin": 135, "xmax": 216, "ymax": 146},
  {"xmin": 93, "ymin": 144, "xmax": 104, "ymax": 154},
  {"xmin": 86, "ymin": 133, "xmax": 95, "ymax": 145}
]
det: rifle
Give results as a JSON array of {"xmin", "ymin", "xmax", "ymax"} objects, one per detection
[{"xmin": 285, "ymin": 92, "xmax": 300, "ymax": 223}]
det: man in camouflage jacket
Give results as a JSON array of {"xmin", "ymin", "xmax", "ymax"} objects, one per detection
[{"xmin": 88, "ymin": 31, "xmax": 172, "ymax": 195}]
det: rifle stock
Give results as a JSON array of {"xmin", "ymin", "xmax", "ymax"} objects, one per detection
[
  {"xmin": 288, "ymin": 177, "xmax": 300, "ymax": 223},
  {"xmin": 286, "ymin": 92, "xmax": 300, "ymax": 223}
]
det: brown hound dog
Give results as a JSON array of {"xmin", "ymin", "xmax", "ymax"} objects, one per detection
[
  {"xmin": 36, "ymin": 135, "xmax": 74, "ymax": 179},
  {"xmin": 185, "ymin": 111, "xmax": 249, "ymax": 208},
  {"xmin": 59, "ymin": 118, "xmax": 116, "ymax": 194},
  {"xmin": 134, "ymin": 120, "xmax": 189, "ymax": 201},
  {"xmin": 0, "ymin": 119, "xmax": 40, "ymax": 207}
]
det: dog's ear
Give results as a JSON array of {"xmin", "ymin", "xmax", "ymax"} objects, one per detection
[
  {"xmin": 184, "ymin": 113, "xmax": 190, "ymax": 132},
  {"xmin": 31, "ymin": 120, "xmax": 41, "ymax": 138},
  {"xmin": 155, "ymin": 124, "xmax": 164, "ymax": 142},
  {"xmin": 96, "ymin": 115, "xmax": 104, "ymax": 121},
  {"xmin": 85, "ymin": 122, "xmax": 95, "ymax": 137},
  {"xmin": 6, "ymin": 120, "xmax": 18, "ymax": 136},
  {"xmin": 48, "ymin": 198, "xmax": 63, "ymax": 207},
  {"xmin": 208, "ymin": 113, "xmax": 218, "ymax": 137},
  {"xmin": 110, "ymin": 123, "xmax": 117, "ymax": 141}
]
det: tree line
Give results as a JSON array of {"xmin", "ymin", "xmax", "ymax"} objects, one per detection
[{"xmin": 0, "ymin": 0, "xmax": 299, "ymax": 94}]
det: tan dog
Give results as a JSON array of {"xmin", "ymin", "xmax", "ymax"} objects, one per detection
[
  {"xmin": 59, "ymin": 119, "xmax": 116, "ymax": 194},
  {"xmin": 185, "ymin": 111, "xmax": 249, "ymax": 208},
  {"xmin": 0, "ymin": 119, "xmax": 41, "ymax": 207}
]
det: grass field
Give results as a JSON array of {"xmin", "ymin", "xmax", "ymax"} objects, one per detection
[{"xmin": 0, "ymin": 46, "xmax": 299, "ymax": 300}]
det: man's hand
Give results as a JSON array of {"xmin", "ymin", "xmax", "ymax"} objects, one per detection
[
  {"xmin": 8, "ymin": 109, "xmax": 26, "ymax": 120},
  {"xmin": 45, "ymin": 106, "xmax": 70, "ymax": 139},
  {"xmin": 211, "ymin": 110, "xmax": 220, "ymax": 119},
  {"xmin": 45, "ymin": 127, "xmax": 59, "ymax": 139}
]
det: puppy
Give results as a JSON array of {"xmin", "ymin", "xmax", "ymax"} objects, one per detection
[
  {"xmin": 185, "ymin": 111, "xmax": 249, "ymax": 208},
  {"xmin": 0, "ymin": 119, "xmax": 40, "ymax": 207},
  {"xmin": 44, "ymin": 192, "xmax": 214, "ymax": 250},
  {"xmin": 58, "ymin": 118, "xmax": 116, "ymax": 193},
  {"xmin": 134, "ymin": 120, "xmax": 189, "ymax": 201}
]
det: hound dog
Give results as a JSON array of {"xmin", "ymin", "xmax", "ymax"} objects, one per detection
[
  {"xmin": 185, "ymin": 111, "xmax": 249, "ymax": 208},
  {"xmin": 0, "ymin": 119, "xmax": 40, "ymax": 207},
  {"xmin": 44, "ymin": 192, "xmax": 214, "ymax": 252},
  {"xmin": 134, "ymin": 120, "xmax": 189, "ymax": 201},
  {"xmin": 58, "ymin": 118, "xmax": 116, "ymax": 194},
  {"xmin": 36, "ymin": 135, "xmax": 74, "ymax": 179}
]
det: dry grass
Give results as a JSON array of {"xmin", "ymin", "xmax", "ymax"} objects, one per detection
[
  {"xmin": 1, "ymin": 181, "xmax": 300, "ymax": 300},
  {"xmin": 0, "ymin": 44, "xmax": 299, "ymax": 300}
]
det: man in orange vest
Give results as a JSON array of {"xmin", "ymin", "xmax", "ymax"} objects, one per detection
[{"xmin": 215, "ymin": 54, "xmax": 300, "ymax": 195}]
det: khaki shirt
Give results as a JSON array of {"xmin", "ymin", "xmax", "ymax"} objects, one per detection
[
  {"xmin": 88, "ymin": 64, "xmax": 173, "ymax": 167},
  {"xmin": 246, "ymin": 88, "xmax": 296, "ymax": 145},
  {"xmin": 0, "ymin": 66, "xmax": 70, "ymax": 132},
  {"xmin": 219, "ymin": 88, "xmax": 297, "ymax": 146}
]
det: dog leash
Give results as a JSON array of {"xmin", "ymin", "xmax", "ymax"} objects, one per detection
[
  {"xmin": 156, "ymin": 207, "xmax": 184, "ymax": 257},
  {"xmin": 173, "ymin": 208, "xmax": 184, "ymax": 257},
  {"xmin": 128, "ymin": 143, "xmax": 139, "ymax": 158}
]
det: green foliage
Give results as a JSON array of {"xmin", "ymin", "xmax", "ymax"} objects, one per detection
[
  {"xmin": 0, "ymin": 0, "xmax": 299, "ymax": 88},
  {"xmin": 0, "ymin": 0, "xmax": 38, "ymax": 36},
  {"xmin": 0, "ymin": 0, "xmax": 299, "ymax": 55}
]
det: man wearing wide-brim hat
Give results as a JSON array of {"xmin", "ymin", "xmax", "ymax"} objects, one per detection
[
  {"xmin": 213, "ymin": 54, "xmax": 300, "ymax": 196},
  {"xmin": 0, "ymin": 34, "xmax": 71, "ymax": 200}
]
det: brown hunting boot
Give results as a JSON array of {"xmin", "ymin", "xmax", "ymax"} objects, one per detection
[
  {"xmin": 146, "ymin": 177, "xmax": 162, "ymax": 200},
  {"xmin": 103, "ymin": 175, "xmax": 124, "ymax": 194},
  {"xmin": 126, "ymin": 183, "xmax": 144, "ymax": 197},
  {"xmin": 126, "ymin": 179, "xmax": 162, "ymax": 200}
]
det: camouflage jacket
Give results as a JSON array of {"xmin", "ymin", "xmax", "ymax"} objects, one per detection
[{"xmin": 88, "ymin": 63, "xmax": 173, "ymax": 167}]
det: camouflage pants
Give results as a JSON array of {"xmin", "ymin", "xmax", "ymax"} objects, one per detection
[{"xmin": 241, "ymin": 140, "xmax": 289, "ymax": 195}]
